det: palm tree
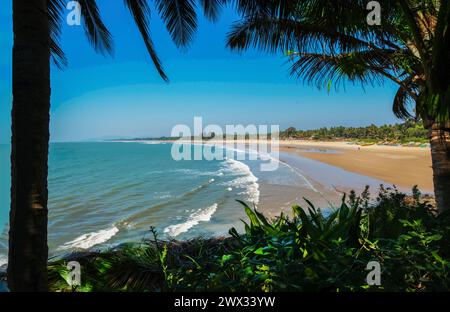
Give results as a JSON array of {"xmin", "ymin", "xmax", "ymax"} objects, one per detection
[
  {"xmin": 9, "ymin": 0, "xmax": 225, "ymax": 291},
  {"xmin": 226, "ymin": 0, "xmax": 450, "ymax": 212}
]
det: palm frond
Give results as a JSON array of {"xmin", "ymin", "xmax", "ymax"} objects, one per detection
[
  {"xmin": 48, "ymin": 0, "xmax": 67, "ymax": 68},
  {"xmin": 226, "ymin": 0, "xmax": 436, "ymax": 119},
  {"xmin": 393, "ymin": 83, "xmax": 417, "ymax": 119},
  {"xmin": 288, "ymin": 52, "xmax": 385, "ymax": 90},
  {"xmin": 49, "ymin": 38, "xmax": 67, "ymax": 69},
  {"xmin": 232, "ymin": 0, "xmax": 299, "ymax": 19},
  {"xmin": 199, "ymin": 0, "xmax": 225, "ymax": 22},
  {"xmin": 78, "ymin": 0, "xmax": 114, "ymax": 56},
  {"xmin": 398, "ymin": 0, "xmax": 430, "ymax": 61},
  {"xmin": 124, "ymin": 0, "xmax": 168, "ymax": 81},
  {"xmin": 227, "ymin": 17, "xmax": 392, "ymax": 56},
  {"xmin": 227, "ymin": 13, "xmax": 405, "ymax": 90},
  {"xmin": 154, "ymin": 0, "xmax": 198, "ymax": 48}
]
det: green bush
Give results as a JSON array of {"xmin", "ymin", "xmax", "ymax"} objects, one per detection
[{"xmin": 48, "ymin": 187, "xmax": 450, "ymax": 292}]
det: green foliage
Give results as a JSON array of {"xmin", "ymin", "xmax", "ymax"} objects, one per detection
[
  {"xmin": 280, "ymin": 120, "xmax": 429, "ymax": 144},
  {"xmin": 48, "ymin": 187, "xmax": 449, "ymax": 292},
  {"xmin": 226, "ymin": 0, "xmax": 450, "ymax": 123}
]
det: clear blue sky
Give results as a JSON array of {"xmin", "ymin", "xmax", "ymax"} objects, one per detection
[{"xmin": 0, "ymin": 0, "xmax": 401, "ymax": 143}]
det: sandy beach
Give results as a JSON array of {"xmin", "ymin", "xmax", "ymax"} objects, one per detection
[
  {"xmin": 279, "ymin": 140, "xmax": 433, "ymax": 193},
  {"xmin": 256, "ymin": 140, "xmax": 434, "ymax": 216},
  {"xmin": 168, "ymin": 138, "xmax": 433, "ymax": 193},
  {"xmin": 124, "ymin": 138, "xmax": 435, "ymax": 217}
]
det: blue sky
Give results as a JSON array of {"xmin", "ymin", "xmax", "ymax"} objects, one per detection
[{"xmin": 0, "ymin": 0, "xmax": 401, "ymax": 143}]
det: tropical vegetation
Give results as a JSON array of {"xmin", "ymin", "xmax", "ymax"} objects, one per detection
[
  {"xmin": 46, "ymin": 187, "xmax": 450, "ymax": 292},
  {"xmin": 281, "ymin": 120, "xmax": 429, "ymax": 144},
  {"xmin": 226, "ymin": 0, "xmax": 450, "ymax": 213},
  {"xmin": 9, "ymin": 0, "xmax": 225, "ymax": 291},
  {"xmin": 8, "ymin": 0, "xmax": 450, "ymax": 292}
]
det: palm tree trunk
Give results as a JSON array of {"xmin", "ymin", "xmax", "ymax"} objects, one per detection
[
  {"xmin": 429, "ymin": 122, "xmax": 450, "ymax": 214},
  {"xmin": 8, "ymin": 0, "xmax": 51, "ymax": 291}
]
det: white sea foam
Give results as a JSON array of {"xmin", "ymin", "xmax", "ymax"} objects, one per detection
[
  {"xmin": 0, "ymin": 255, "xmax": 7, "ymax": 267},
  {"xmin": 164, "ymin": 203, "xmax": 218, "ymax": 237},
  {"xmin": 239, "ymin": 147, "xmax": 317, "ymax": 192},
  {"xmin": 57, "ymin": 225, "xmax": 119, "ymax": 250},
  {"xmin": 222, "ymin": 159, "xmax": 260, "ymax": 203},
  {"xmin": 223, "ymin": 146, "xmax": 314, "ymax": 188}
]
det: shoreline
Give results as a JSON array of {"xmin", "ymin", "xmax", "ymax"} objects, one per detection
[
  {"xmin": 278, "ymin": 140, "xmax": 433, "ymax": 193},
  {"xmin": 124, "ymin": 138, "xmax": 433, "ymax": 194},
  {"xmin": 0, "ymin": 140, "xmax": 435, "ymax": 265},
  {"xmin": 256, "ymin": 140, "xmax": 434, "ymax": 218},
  {"xmin": 111, "ymin": 139, "xmax": 434, "ymax": 208}
]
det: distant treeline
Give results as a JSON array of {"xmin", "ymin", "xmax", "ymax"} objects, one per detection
[
  {"xmin": 281, "ymin": 120, "xmax": 429, "ymax": 143},
  {"xmin": 122, "ymin": 121, "xmax": 428, "ymax": 144}
]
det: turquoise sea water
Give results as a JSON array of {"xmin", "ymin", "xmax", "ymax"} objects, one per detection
[
  {"xmin": 0, "ymin": 141, "xmax": 395, "ymax": 267},
  {"xmin": 0, "ymin": 142, "xmax": 311, "ymax": 264}
]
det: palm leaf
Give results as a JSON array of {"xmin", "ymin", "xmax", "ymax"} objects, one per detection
[
  {"xmin": 226, "ymin": 0, "xmax": 446, "ymax": 120},
  {"xmin": 124, "ymin": 0, "xmax": 168, "ymax": 81},
  {"xmin": 393, "ymin": 83, "xmax": 417, "ymax": 119},
  {"xmin": 154, "ymin": 0, "xmax": 198, "ymax": 48},
  {"xmin": 199, "ymin": 0, "xmax": 226, "ymax": 22},
  {"xmin": 48, "ymin": 0, "xmax": 67, "ymax": 68},
  {"xmin": 78, "ymin": 0, "xmax": 114, "ymax": 55}
]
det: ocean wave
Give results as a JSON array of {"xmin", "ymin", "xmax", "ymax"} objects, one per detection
[
  {"xmin": 221, "ymin": 145, "xmax": 314, "ymax": 191},
  {"xmin": 164, "ymin": 203, "xmax": 218, "ymax": 237},
  {"xmin": 241, "ymin": 148, "xmax": 317, "ymax": 192},
  {"xmin": 0, "ymin": 255, "xmax": 7, "ymax": 268},
  {"xmin": 123, "ymin": 177, "xmax": 216, "ymax": 224},
  {"xmin": 57, "ymin": 225, "xmax": 119, "ymax": 250},
  {"xmin": 181, "ymin": 178, "xmax": 215, "ymax": 198},
  {"xmin": 222, "ymin": 159, "xmax": 260, "ymax": 203}
]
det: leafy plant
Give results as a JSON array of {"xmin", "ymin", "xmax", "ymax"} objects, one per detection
[{"xmin": 47, "ymin": 187, "xmax": 449, "ymax": 292}]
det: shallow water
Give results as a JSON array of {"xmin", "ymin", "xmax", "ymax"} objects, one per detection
[
  {"xmin": 0, "ymin": 142, "xmax": 401, "ymax": 266},
  {"xmin": 278, "ymin": 151, "xmax": 393, "ymax": 194},
  {"xmin": 0, "ymin": 142, "xmax": 309, "ymax": 262}
]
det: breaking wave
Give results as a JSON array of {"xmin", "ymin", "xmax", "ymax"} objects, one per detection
[
  {"xmin": 57, "ymin": 225, "xmax": 119, "ymax": 250},
  {"xmin": 164, "ymin": 204, "xmax": 218, "ymax": 237}
]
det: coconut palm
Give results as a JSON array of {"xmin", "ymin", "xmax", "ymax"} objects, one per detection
[
  {"xmin": 226, "ymin": 0, "xmax": 450, "ymax": 212},
  {"xmin": 9, "ymin": 0, "xmax": 225, "ymax": 291}
]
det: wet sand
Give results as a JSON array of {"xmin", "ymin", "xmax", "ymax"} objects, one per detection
[
  {"xmin": 279, "ymin": 140, "xmax": 433, "ymax": 193},
  {"xmin": 257, "ymin": 183, "xmax": 340, "ymax": 218},
  {"xmin": 154, "ymin": 139, "xmax": 434, "ymax": 217},
  {"xmin": 168, "ymin": 139, "xmax": 433, "ymax": 193},
  {"xmin": 254, "ymin": 140, "xmax": 434, "ymax": 218}
]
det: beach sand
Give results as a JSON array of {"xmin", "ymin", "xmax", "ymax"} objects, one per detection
[
  {"xmin": 159, "ymin": 139, "xmax": 434, "ymax": 215},
  {"xmin": 257, "ymin": 183, "xmax": 340, "ymax": 218},
  {"xmin": 279, "ymin": 140, "xmax": 433, "ymax": 193},
  {"xmin": 253, "ymin": 140, "xmax": 434, "ymax": 218}
]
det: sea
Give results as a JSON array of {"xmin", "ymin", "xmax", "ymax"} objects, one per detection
[{"xmin": 1, "ymin": 141, "xmax": 340, "ymax": 266}]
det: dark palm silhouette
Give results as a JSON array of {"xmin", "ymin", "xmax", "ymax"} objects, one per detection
[
  {"xmin": 9, "ymin": 0, "xmax": 225, "ymax": 291},
  {"xmin": 227, "ymin": 0, "xmax": 450, "ymax": 212}
]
